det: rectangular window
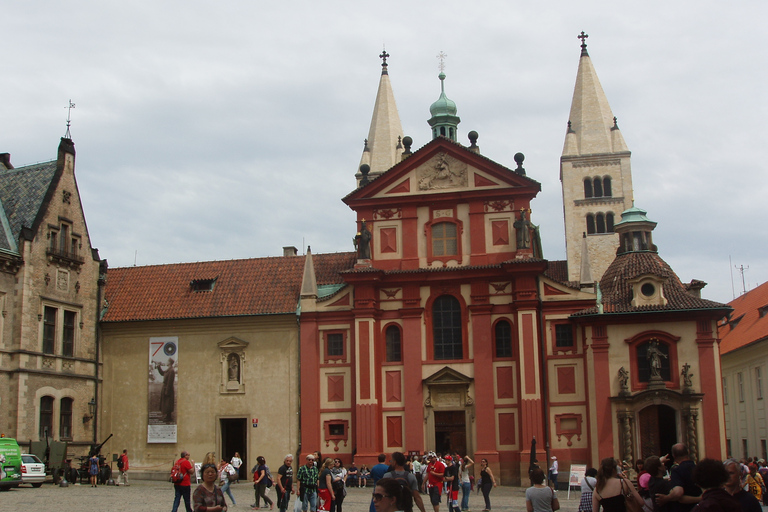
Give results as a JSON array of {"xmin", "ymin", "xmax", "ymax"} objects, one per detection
[
  {"xmin": 756, "ymin": 367, "xmax": 763, "ymax": 399},
  {"xmin": 742, "ymin": 439, "xmax": 748, "ymax": 459},
  {"xmin": 723, "ymin": 377, "xmax": 728, "ymax": 405},
  {"xmin": 39, "ymin": 396, "xmax": 54, "ymax": 439},
  {"xmin": 726, "ymin": 439, "xmax": 732, "ymax": 458},
  {"xmin": 59, "ymin": 224, "xmax": 69, "ymax": 253},
  {"xmin": 62, "ymin": 311, "xmax": 76, "ymax": 357},
  {"xmin": 326, "ymin": 333, "xmax": 344, "ymax": 358},
  {"xmin": 432, "ymin": 222, "xmax": 458, "ymax": 256},
  {"xmin": 555, "ymin": 324, "xmax": 574, "ymax": 348},
  {"xmin": 738, "ymin": 372, "xmax": 745, "ymax": 402},
  {"xmin": 43, "ymin": 306, "xmax": 57, "ymax": 354},
  {"xmin": 60, "ymin": 398, "xmax": 73, "ymax": 439},
  {"xmin": 762, "ymin": 440, "xmax": 767, "ymax": 461}
]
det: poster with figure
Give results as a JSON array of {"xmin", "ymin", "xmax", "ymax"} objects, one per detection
[{"xmin": 148, "ymin": 336, "xmax": 178, "ymax": 443}]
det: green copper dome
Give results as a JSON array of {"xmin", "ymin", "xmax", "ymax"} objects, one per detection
[
  {"xmin": 429, "ymin": 73, "xmax": 458, "ymax": 116},
  {"xmin": 614, "ymin": 204, "xmax": 656, "ymax": 228},
  {"xmin": 428, "ymin": 72, "xmax": 460, "ymax": 141}
]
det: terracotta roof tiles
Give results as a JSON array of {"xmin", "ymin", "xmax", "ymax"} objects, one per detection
[
  {"xmin": 103, "ymin": 252, "xmax": 356, "ymax": 322},
  {"xmin": 719, "ymin": 280, "xmax": 768, "ymax": 355}
]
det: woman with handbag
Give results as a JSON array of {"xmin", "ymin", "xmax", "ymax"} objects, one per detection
[
  {"xmin": 592, "ymin": 458, "xmax": 644, "ymax": 512},
  {"xmin": 254, "ymin": 456, "xmax": 275, "ymax": 510},
  {"xmin": 526, "ymin": 466, "xmax": 560, "ymax": 512},
  {"xmin": 218, "ymin": 459, "xmax": 237, "ymax": 506}
]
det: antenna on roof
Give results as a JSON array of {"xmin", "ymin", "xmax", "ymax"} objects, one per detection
[
  {"xmin": 64, "ymin": 100, "xmax": 76, "ymax": 139},
  {"xmin": 735, "ymin": 264, "xmax": 749, "ymax": 296}
]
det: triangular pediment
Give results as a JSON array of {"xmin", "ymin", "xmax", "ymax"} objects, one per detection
[
  {"xmin": 217, "ymin": 336, "xmax": 249, "ymax": 349},
  {"xmin": 423, "ymin": 366, "xmax": 473, "ymax": 385},
  {"xmin": 344, "ymin": 137, "xmax": 540, "ymax": 205}
]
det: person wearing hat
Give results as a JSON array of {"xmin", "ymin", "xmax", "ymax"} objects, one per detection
[
  {"xmin": 296, "ymin": 454, "xmax": 319, "ymax": 512},
  {"xmin": 426, "ymin": 452, "xmax": 446, "ymax": 512},
  {"xmin": 549, "ymin": 456, "xmax": 559, "ymax": 490},
  {"xmin": 444, "ymin": 456, "xmax": 460, "ymax": 512}
]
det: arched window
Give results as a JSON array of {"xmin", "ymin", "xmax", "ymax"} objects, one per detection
[
  {"xmin": 433, "ymin": 295, "xmax": 462, "ymax": 360},
  {"xmin": 637, "ymin": 340, "xmax": 671, "ymax": 382},
  {"xmin": 583, "ymin": 178, "xmax": 593, "ymax": 198},
  {"xmin": 440, "ymin": 127, "xmax": 446, "ymax": 136},
  {"xmin": 603, "ymin": 176, "xmax": 612, "ymax": 197},
  {"xmin": 432, "ymin": 222, "xmax": 458, "ymax": 256},
  {"xmin": 596, "ymin": 213, "xmax": 606, "ymax": 233},
  {"xmin": 60, "ymin": 397, "xmax": 73, "ymax": 439},
  {"xmin": 606, "ymin": 212, "xmax": 615, "ymax": 233},
  {"xmin": 586, "ymin": 214, "xmax": 596, "ymax": 234},
  {"xmin": 495, "ymin": 320, "xmax": 512, "ymax": 358},
  {"xmin": 385, "ymin": 325, "xmax": 402, "ymax": 362},
  {"xmin": 593, "ymin": 177, "xmax": 603, "ymax": 197},
  {"xmin": 40, "ymin": 396, "xmax": 54, "ymax": 439}
]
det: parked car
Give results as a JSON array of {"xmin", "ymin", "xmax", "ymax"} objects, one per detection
[{"xmin": 21, "ymin": 454, "xmax": 46, "ymax": 487}]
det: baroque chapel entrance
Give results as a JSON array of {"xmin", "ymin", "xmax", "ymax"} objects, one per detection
[
  {"xmin": 637, "ymin": 405, "xmax": 677, "ymax": 460},
  {"xmin": 424, "ymin": 367, "xmax": 474, "ymax": 455}
]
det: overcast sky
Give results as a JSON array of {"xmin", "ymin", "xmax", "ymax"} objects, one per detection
[{"xmin": 3, "ymin": 1, "xmax": 765, "ymax": 304}]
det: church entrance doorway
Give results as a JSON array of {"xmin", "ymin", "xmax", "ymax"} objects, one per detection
[
  {"xmin": 434, "ymin": 410, "xmax": 466, "ymax": 455},
  {"xmin": 638, "ymin": 405, "xmax": 677, "ymax": 460},
  {"xmin": 221, "ymin": 418, "xmax": 247, "ymax": 479}
]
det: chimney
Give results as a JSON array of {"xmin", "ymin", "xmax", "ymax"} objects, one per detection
[
  {"xmin": 283, "ymin": 246, "xmax": 298, "ymax": 257},
  {"xmin": 0, "ymin": 153, "xmax": 13, "ymax": 170}
]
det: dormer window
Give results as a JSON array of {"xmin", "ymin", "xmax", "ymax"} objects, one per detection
[
  {"xmin": 47, "ymin": 221, "xmax": 83, "ymax": 267},
  {"xmin": 190, "ymin": 278, "xmax": 217, "ymax": 292},
  {"xmin": 629, "ymin": 275, "xmax": 668, "ymax": 307}
]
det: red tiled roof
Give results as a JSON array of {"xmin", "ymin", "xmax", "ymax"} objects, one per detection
[
  {"xmin": 719, "ymin": 280, "xmax": 768, "ymax": 355},
  {"xmin": 573, "ymin": 251, "xmax": 728, "ymax": 316},
  {"xmin": 103, "ymin": 252, "xmax": 356, "ymax": 322}
]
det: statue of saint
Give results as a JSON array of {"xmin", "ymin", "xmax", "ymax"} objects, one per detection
[
  {"xmin": 618, "ymin": 366, "xmax": 629, "ymax": 391},
  {"xmin": 355, "ymin": 219, "xmax": 372, "ymax": 260},
  {"xmin": 646, "ymin": 340, "xmax": 667, "ymax": 378},
  {"xmin": 514, "ymin": 209, "xmax": 532, "ymax": 249},
  {"xmin": 228, "ymin": 354, "xmax": 240, "ymax": 382}
]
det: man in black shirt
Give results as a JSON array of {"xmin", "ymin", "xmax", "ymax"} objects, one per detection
[
  {"xmin": 656, "ymin": 444, "xmax": 702, "ymax": 512},
  {"xmin": 443, "ymin": 456, "xmax": 460, "ymax": 512},
  {"xmin": 277, "ymin": 455, "xmax": 294, "ymax": 512}
]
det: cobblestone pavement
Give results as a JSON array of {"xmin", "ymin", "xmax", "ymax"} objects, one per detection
[{"xmin": 1, "ymin": 480, "xmax": 584, "ymax": 512}]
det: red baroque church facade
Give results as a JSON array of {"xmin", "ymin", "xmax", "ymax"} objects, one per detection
[{"xmin": 296, "ymin": 47, "xmax": 730, "ymax": 484}]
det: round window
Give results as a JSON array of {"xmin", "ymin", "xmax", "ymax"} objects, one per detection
[{"xmin": 641, "ymin": 283, "xmax": 656, "ymax": 297}]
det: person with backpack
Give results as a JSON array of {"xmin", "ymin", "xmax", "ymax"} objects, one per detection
[
  {"xmin": 253, "ymin": 455, "xmax": 275, "ymax": 510},
  {"xmin": 383, "ymin": 451, "xmax": 427, "ymax": 512},
  {"xmin": 171, "ymin": 450, "xmax": 195, "ymax": 512},
  {"xmin": 117, "ymin": 449, "xmax": 130, "ymax": 486}
]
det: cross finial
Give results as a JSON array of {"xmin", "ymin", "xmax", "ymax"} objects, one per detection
[
  {"xmin": 64, "ymin": 99, "xmax": 76, "ymax": 139},
  {"xmin": 379, "ymin": 47, "xmax": 390, "ymax": 75},
  {"xmin": 578, "ymin": 31, "xmax": 589, "ymax": 56},
  {"xmin": 437, "ymin": 51, "xmax": 447, "ymax": 73}
]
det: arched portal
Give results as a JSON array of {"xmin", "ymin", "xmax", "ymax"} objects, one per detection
[{"xmin": 638, "ymin": 404, "xmax": 677, "ymax": 459}]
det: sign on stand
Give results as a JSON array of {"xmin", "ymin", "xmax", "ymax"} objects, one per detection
[{"xmin": 567, "ymin": 464, "xmax": 587, "ymax": 500}]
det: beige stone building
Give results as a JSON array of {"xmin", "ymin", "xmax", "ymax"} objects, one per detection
[
  {"xmin": 561, "ymin": 36, "xmax": 634, "ymax": 284},
  {"xmin": 99, "ymin": 252, "xmax": 354, "ymax": 477},
  {"xmin": 719, "ymin": 281, "xmax": 768, "ymax": 460},
  {"xmin": 0, "ymin": 137, "xmax": 105, "ymax": 454}
]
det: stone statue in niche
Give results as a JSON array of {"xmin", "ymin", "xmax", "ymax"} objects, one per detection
[
  {"xmin": 681, "ymin": 363, "xmax": 693, "ymax": 392},
  {"xmin": 228, "ymin": 354, "xmax": 240, "ymax": 382},
  {"xmin": 514, "ymin": 208, "xmax": 533, "ymax": 249},
  {"xmin": 646, "ymin": 340, "xmax": 667, "ymax": 379}
]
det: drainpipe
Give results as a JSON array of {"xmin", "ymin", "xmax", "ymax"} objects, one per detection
[
  {"xmin": 296, "ymin": 311, "xmax": 302, "ymax": 460},
  {"xmin": 94, "ymin": 258, "xmax": 107, "ymax": 445}
]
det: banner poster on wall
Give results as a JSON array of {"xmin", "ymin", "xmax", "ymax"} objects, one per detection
[{"xmin": 148, "ymin": 336, "xmax": 179, "ymax": 443}]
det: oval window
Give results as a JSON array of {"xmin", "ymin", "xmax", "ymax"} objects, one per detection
[{"xmin": 641, "ymin": 283, "xmax": 656, "ymax": 297}]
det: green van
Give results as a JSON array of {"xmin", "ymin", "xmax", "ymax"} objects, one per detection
[{"xmin": 0, "ymin": 437, "xmax": 23, "ymax": 490}]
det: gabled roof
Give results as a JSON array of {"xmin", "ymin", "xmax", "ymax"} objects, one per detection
[
  {"xmin": 573, "ymin": 251, "xmax": 728, "ymax": 316},
  {"xmin": 344, "ymin": 136, "xmax": 541, "ymax": 205},
  {"xmin": 0, "ymin": 161, "xmax": 57, "ymax": 253},
  {"xmin": 543, "ymin": 260, "xmax": 581, "ymax": 290},
  {"xmin": 719, "ymin": 280, "xmax": 768, "ymax": 355},
  {"xmin": 102, "ymin": 252, "xmax": 356, "ymax": 322}
]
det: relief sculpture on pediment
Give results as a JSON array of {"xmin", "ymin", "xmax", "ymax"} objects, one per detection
[{"xmin": 418, "ymin": 153, "xmax": 467, "ymax": 190}]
